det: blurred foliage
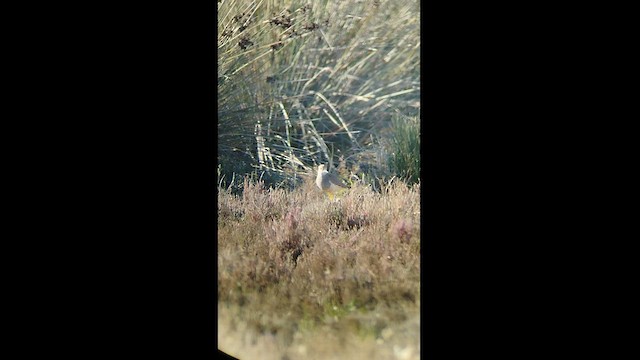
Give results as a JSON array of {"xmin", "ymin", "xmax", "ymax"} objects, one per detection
[{"xmin": 386, "ymin": 114, "xmax": 420, "ymax": 185}]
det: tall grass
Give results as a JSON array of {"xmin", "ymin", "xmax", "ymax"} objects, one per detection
[{"xmin": 218, "ymin": 0, "xmax": 420, "ymax": 187}]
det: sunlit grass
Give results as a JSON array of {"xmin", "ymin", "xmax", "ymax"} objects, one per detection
[{"xmin": 218, "ymin": 0, "xmax": 420, "ymax": 187}]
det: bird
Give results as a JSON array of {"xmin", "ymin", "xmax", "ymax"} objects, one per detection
[{"xmin": 316, "ymin": 164, "xmax": 348, "ymax": 201}]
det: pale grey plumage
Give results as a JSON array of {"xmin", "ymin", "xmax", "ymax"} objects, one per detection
[{"xmin": 316, "ymin": 164, "xmax": 348, "ymax": 200}]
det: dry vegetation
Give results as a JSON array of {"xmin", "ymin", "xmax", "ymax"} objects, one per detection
[
  {"xmin": 218, "ymin": 174, "xmax": 420, "ymax": 359},
  {"xmin": 218, "ymin": 0, "xmax": 420, "ymax": 187}
]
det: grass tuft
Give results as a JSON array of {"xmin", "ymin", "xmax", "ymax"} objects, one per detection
[
  {"xmin": 386, "ymin": 113, "xmax": 421, "ymax": 185},
  {"xmin": 218, "ymin": 0, "xmax": 420, "ymax": 188}
]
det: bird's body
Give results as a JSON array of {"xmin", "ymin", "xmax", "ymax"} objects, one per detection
[{"xmin": 316, "ymin": 164, "xmax": 348, "ymax": 200}]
